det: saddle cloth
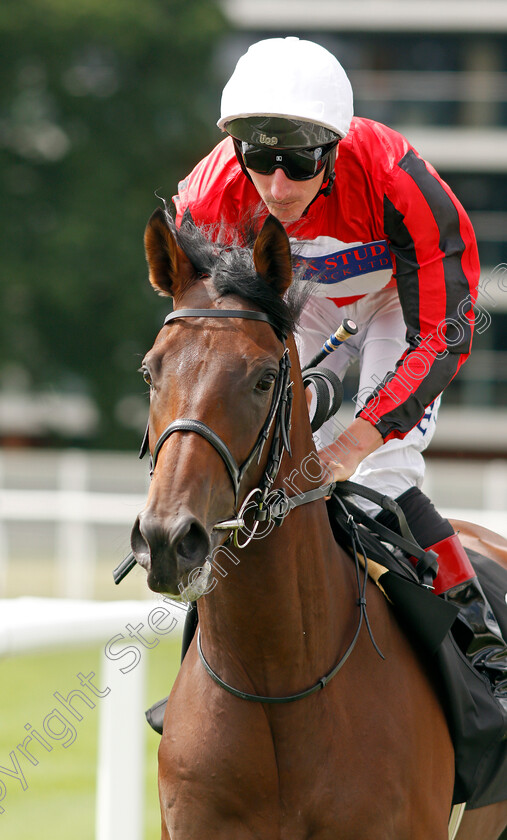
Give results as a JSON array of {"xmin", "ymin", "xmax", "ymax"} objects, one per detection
[{"xmin": 328, "ymin": 491, "xmax": 507, "ymax": 810}]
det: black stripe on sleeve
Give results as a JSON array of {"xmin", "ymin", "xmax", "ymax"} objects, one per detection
[
  {"xmin": 383, "ymin": 194, "xmax": 421, "ymax": 347},
  {"xmin": 397, "ymin": 150, "xmax": 473, "ymax": 354}
]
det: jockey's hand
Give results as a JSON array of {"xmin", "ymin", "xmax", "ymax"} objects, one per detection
[{"xmin": 317, "ymin": 418, "xmax": 383, "ymax": 483}]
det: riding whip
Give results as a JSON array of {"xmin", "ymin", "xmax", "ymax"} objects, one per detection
[{"xmin": 302, "ymin": 317, "xmax": 358, "ymax": 372}]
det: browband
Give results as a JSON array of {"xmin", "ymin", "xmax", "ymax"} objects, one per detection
[{"xmin": 164, "ymin": 308, "xmax": 286, "ymax": 339}]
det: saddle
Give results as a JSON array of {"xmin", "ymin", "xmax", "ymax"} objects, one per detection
[{"xmin": 328, "ymin": 487, "xmax": 507, "ymax": 810}]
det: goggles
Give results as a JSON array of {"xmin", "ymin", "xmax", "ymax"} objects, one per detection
[{"xmin": 239, "ymin": 140, "xmax": 337, "ymax": 181}]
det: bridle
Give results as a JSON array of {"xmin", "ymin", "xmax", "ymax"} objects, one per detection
[
  {"xmin": 140, "ymin": 307, "xmax": 300, "ymax": 547},
  {"xmin": 115, "ymin": 302, "xmax": 439, "ymax": 703},
  {"xmin": 137, "ymin": 304, "xmax": 382, "ymax": 703},
  {"xmin": 113, "ymin": 303, "xmax": 336, "ymax": 586},
  {"xmin": 118, "ymin": 302, "xmax": 433, "ymax": 702}
]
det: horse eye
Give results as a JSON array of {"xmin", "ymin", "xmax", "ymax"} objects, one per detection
[
  {"xmin": 141, "ymin": 367, "xmax": 152, "ymax": 387},
  {"xmin": 256, "ymin": 372, "xmax": 276, "ymax": 393}
]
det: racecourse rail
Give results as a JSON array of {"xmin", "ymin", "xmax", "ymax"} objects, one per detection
[{"xmin": 0, "ymin": 448, "xmax": 506, "ymax": 598}]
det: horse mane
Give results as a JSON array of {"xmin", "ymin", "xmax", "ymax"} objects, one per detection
[{"xmin": 171, "ymin": 207, "xmax": 312, "ymax": 338}]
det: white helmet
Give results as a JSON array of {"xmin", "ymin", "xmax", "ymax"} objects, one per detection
[{"xmin": 218, "ymin": 37, "xmax": 353, "ymax": 144}]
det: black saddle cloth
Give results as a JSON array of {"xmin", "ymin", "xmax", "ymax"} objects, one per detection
[
  {"xmin": 453, "ymin": 549, "xmax": 507, "ymax": 808},
  {"xmin": 327, "ymin": 493, "xmax": 507, "ymax": 809}
]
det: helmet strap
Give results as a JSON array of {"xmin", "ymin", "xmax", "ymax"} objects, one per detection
[
  {"xmin": 321, "ymin": 170, "xmax": 336, "ymax": 197},
  {"xmin": 232, "ymin": 137, "xmax": 255, "ymax": 184},
  {"xmin": 302, "ymin": 170, "xmax": 335, "ymax": 215}
]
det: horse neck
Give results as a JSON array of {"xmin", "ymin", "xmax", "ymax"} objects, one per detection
[{"xmin": 197, "ymin": 339, "xmax": 358, "ymax": 693}]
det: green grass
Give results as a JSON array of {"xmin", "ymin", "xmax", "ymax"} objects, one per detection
[{"xmin": 0, "ymin": 635, "xmax": 182, "ymax": 839}]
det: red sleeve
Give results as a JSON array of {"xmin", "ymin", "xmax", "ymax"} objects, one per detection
[{"xmin": 358, "ymin": 149, "xmax": 480, "ymax": 441}]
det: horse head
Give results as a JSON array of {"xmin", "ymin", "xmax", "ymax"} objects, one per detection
[{"xmin": 130, "ymin": 207, "xmax": 306, "ymax": 598}]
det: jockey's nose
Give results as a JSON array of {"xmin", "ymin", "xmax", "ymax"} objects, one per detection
[{"xmin": 269, "ymin": 167, "xmax": 294, "ymax": 200}]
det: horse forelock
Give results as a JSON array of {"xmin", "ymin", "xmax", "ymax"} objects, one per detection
[{"xmin": 173, "ymin": 210, "xmax": 311, "ymax": 339}]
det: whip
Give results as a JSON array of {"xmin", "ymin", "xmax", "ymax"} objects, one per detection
[{"xmin": 302, "ymin": 317, "xmax": 358, "ymax": 372}]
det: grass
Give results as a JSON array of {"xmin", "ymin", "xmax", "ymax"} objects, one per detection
[
  {"xmin": 0, "ymin": 633, "xmax": 182, "ymax": 839},
  {"xmin": 3, "ymin": 554, "xmax": 152, "ymax": 601}
]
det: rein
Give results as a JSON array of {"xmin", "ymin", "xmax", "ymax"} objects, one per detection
[{"xmin": 197, "ymin": 493, "xmax": 379, "ymax": 704}]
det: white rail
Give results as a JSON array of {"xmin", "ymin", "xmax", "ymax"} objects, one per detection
[
  {"xmin": 0, "ymin": 485, "xmax": 145, "ymax": 598},
  {"xmin": 0, "ymin": 469, "xmax": 506, "ymax": 598},
  {"xmin": 0, "ymin": 446, "xmax": 145, "ymax": 599}
]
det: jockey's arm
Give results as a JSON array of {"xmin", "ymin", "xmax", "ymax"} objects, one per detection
[{"xmin": 318, "ymin": 417, "xmax": 383, "ymax": 482}]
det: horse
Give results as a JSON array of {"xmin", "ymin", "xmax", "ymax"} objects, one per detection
[{"xmin": 130, "ymin": 206, "xmax": 507, "ymax": 840}]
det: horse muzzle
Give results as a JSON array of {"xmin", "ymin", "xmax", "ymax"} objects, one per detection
[{"xmin": 131, "ymin": 510, "xmax": 211, "ymax": 598}]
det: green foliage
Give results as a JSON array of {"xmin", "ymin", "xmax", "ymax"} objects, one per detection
[{"xmin": 0, "ymin": 0, "xmax": 228, "ymax": 448}]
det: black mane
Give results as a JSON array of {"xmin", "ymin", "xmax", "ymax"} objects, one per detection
[{"xmin": 172, "ymin": 209, "xmax": 310, "ymax": 339}]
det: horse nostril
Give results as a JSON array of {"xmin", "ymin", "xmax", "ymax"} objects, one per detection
[
  {"xmin": 176, "ymin": 520, "xmax": 210, "ymax": 566},
  {"xmin": 131, "ymin": 514, "xmax": 152, "ymax": 570},
  {"xmin": 132, "ymin": 512, "xmax": 210, "ymax": 573}
]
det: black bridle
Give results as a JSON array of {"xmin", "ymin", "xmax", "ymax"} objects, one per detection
[
  {"xmin": 136, "ymin": 305, "xmax": 382, "ymax": 703},
  {"xmin": 115, "ymin": 303, "xmax": 430, "ymax": 702},
  {"xmin": 137, "ymin": 306, "xmax": 357, "ymax": 701},
  {"xmin": 113, "ymin": 303, "xmax": 440, "ymax": 703},
  {"xmin": 113, "ymin": 304, "xmax": 335, "ymax": 585},
  {"xmin": 140, "ymin": 307, "xmax": 295, "ymax": 546}
]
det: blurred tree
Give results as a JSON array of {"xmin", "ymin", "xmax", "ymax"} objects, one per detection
[{"xmin": 0, "ymin": 0, "xmax": 228, "ymax": 448}]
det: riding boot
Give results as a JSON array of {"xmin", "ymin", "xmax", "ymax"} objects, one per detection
[{"xmin": 431, "ymin": 533, "xmax": 507, "ymax": 712}]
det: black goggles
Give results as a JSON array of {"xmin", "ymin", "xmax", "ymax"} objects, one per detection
[{"xmin": 239, "ymin": 140, "xmax": 338, "ymax": 181}]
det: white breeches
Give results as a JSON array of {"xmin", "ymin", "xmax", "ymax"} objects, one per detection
[{"xmin": 295, "ymin": 288, "xmax": 440, "ymax": 517}]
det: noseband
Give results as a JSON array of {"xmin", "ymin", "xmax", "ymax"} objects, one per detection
[{"xmin": 140, "ymin": 307, "xmax": 294, "ymax": 546}]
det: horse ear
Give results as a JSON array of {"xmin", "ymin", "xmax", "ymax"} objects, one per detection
[
  {"xmin": 253, "ymin": 214, "xmax": 293, "ymax": 296},
  {"xmin": 144, "ymin": 207, "xmax": 195, "ymax": 297}
]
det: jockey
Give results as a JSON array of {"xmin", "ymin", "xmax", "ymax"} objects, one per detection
[{"xmin": 172, "ymin": 37, "xmax": 507, "ymax": 707}]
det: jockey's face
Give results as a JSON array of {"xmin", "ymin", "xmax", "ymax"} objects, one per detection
[{"xmin": 247, "ymin": 166, "xmax": 325, "ymax": 223}]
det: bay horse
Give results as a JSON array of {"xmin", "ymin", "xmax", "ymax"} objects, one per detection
[{"xmin": 131, "ymin": 207, "xmax": 507, "ymax": 840}]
